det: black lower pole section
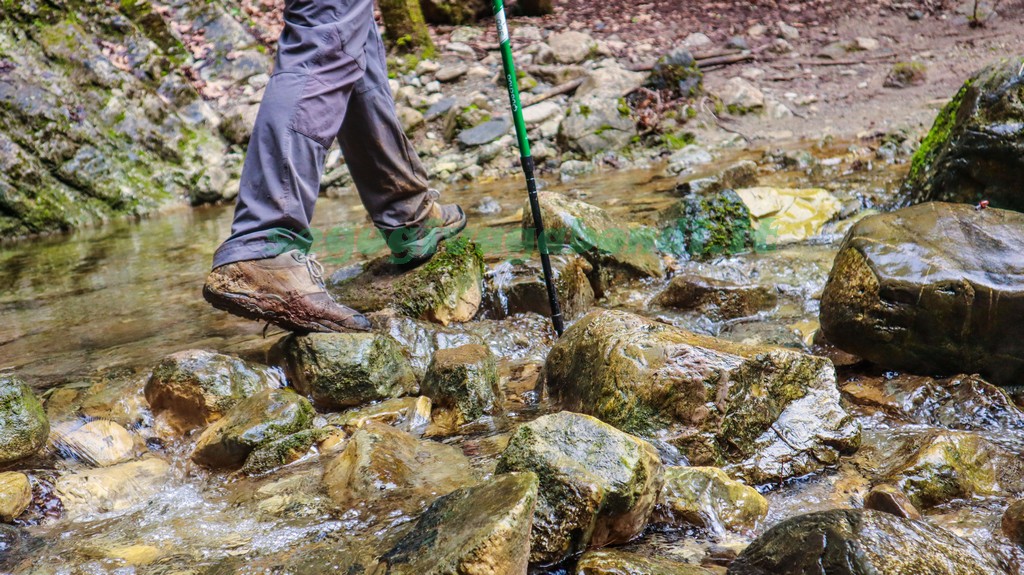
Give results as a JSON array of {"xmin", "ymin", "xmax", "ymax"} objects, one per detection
[{"xmin": 521, "ymin": 155, "xmax": 564, "ymax": 336}]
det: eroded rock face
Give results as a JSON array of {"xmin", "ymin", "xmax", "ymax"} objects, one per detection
[
  {"xmin": 329, "ymin": 238, "xmax": 486, "ymax": 325},
  {"xmin": 379, "ymin": 472, "xmax": 538, "ymax": 574},
  {"xmin": 820, "ymin": 203, "xmax": 1024, "ymax": 386},
  {"xmin": 280, "ymin": 332, "xmax": 417, "ymax": 409},
  {"xmin": 495, "ymin": 411, "xmax": 664, "ymax": 566},
  {"xmin": 0, "ymin": 375, "xmax": 49, "ymax": 464},
  {"xmin": 727, "ymin": 509, "xmax": 1007, "ymax": 575},
  {"xmin": 547, "ymin": 310, "xmax": 861, "ymax": 484},
  {"xmin": 902, "ymin": 56, "xmax": 1024, "ymax": 211},
  {"xmin": 577, "ymin": 549, "xmax": 714, "ymax": 575},
  {"xmin": 421, "ymin": 344, "xmax": 499, "ymax": 424},
  {"xmin": 191, "ymin": 389, "xmax": 315, "ymax": 469},
  {"xmin": 653, "ymin": 467, "xmax": 768, "ymax": 532},
  {"xmin": 145, "ymin": 350, "xmax": 282, "ymax": 432}
]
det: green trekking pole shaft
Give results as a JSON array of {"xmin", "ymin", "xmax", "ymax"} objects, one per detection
[{"xmin": 491, "ymin": 0, "xmax": 565, "ymax": 337}]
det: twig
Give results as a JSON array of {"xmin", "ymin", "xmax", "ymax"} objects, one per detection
[
  {"xmin": 522, "ymin": 78, "xmax": 584, "ymax": 107},
  {"xmin": 768, "ymin": 54, "xmax": 899, "ymax": 67},
  {"xmin": 628, "ymin": 51, "xmax": 753, "ymax": 72}
]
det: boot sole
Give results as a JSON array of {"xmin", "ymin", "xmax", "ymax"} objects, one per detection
[{"xmin": 203, "ymin": 285, "xmax": 355, "ymax": 334}]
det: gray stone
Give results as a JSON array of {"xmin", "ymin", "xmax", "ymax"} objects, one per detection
[
  {"xmin": 457, "ymin": 118, "xmax": 511, "ymax": 147},
  {"xmin": 548, "ymin": 31, "xmax": 596, "ymax": 64},
  {"xmin": 436, "ymin": 63, "xmax": 469, "ymax": 83}
]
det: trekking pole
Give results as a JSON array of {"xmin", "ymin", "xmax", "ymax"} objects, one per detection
[{"xmin": 491, "ymin": 0, "xmax": 565, "ymax": 337}]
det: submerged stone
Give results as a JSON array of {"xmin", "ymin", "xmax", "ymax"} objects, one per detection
[
  {"xmin": 280, "ymin": 332, "xmax": 418, "ymax": 409},
  {"xmin": 56, "ymin": 455, "xmax": 170, "ymax": 517},
  {"xmin": 327, "ymin": 396, "xmax": 433, "ymax": 437},
  {"xmin": 52, "ymin": 419, "xmax": 136, "ymax": 467},
  {"xmin": 379, "ymin": 472, "xmax": 538, "ymax": 574},
  {"xmin": 653, "ymin": 467, "xmax": 768, "ymax": 532},
  {"xmin": 421, "ymin": 344, "xmax": 499, "ymax": 424},
  {"xmin": 652, "ymin": 274, "xmax": 777, "ymax": 320},
  {"xmin": 728, "ymin": 509, "xmax": 1006, "ymax": 575},
  {"xmin": 820, "ymin": 203, "xmax": 1024, "ymax": 386},
  {"xmin": 864, "ymin": 483, "xmax": 921, "ymax": 520},
  {"xmin": 577, "ymin": 549, "xmax": 714, "ymax": 575},
  {"xmin": 546, "ymin": 310, "xmax": 861, "ymax": 484},
  {"xmin": 241, "ymin": 428, "xmax": 328, "ymax": 475},
  {"xmin": 0, "ymin": 374, "xmax": 49, "ymax": 465},
  {"xmin": 191, "ymin": 389, "xmax": 315, "ymax": 469},
  {"xmin": 734, "ymin": 186, "xmax": 842, "ymax": 244},
  {"xmin": 145, "ymin": 349, "xmax": 282, "ymax": 432},
  {"xmin": 495, "ymin": 411, "xmax": 664, "ymax": 566}
]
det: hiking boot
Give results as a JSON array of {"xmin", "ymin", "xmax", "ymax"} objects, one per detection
[
  {"xmin": 382, "ymin": 191, "xmax": 467, "ymax": 266},
  {"xmin": 203, "ymin": 250, "xmax": 371, "ymax": 333}
]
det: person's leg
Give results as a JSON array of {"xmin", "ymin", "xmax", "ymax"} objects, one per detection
[{"xmin": 212, "ymin": 0, "xmax": 374, "ymax": 269}]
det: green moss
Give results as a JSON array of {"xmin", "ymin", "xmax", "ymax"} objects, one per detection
[
  {"xmin": 662, "ymin": 131, "xmax": 695, "ymax": 150},
  {"xmin": 578, "ymin": 104, "xmax": 592, "ymax": 118},
  {"xmin": 659, "ymin": 190, "xmax": 754, "ymax": 260},
  {"xmin": 906, "ymin": 79, "xmax": 971, "ymax": 185}
]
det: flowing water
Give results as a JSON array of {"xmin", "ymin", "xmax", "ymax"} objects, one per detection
[{"xmin": 2, "ymin": 142, "xmax": 1018, "ymax": 573}]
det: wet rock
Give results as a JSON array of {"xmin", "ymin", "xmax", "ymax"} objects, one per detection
[
  {"xmin": 558, "ymin": 97, "xmax": 637, "ymax": 157},
  {"xmin": 0, "ymin": 472, "xmax": 32, "ymax": 522},
  {"xmin": 734, "ymin": 187, "xmax": 842, "ymax": 244},
  {"xmin": 883, "ymin": 430, "xmax": 1024, "ymax": 509},
  {"xmin": 666, "ymin": 145, "xmax": 714, "ymax": 175},
  {"xmin": 52, "ymin": 419, "xmax": 136, "ymax": 467},
  {"xmin": 379, "ymin": 472, "xmax": 538, "ymax": 574},
  {"xmin": 819, "ymin": 203, "xmax": 1024, "ymax": 386},
  {"xmin": 191, "ymin": 388, "xmax": 315, "ymax": 469},
  {"xmin": 457, "ymin": 118, "xmax": 510, "ymax": 147},
  {"xmin": 903, "ymin": 57, "xmax": 1024, "ymax": 210},
  {"xmin": 548, "ymin": 31, "xmax": 597, "ymax": 64},
  {"xmin": 525, "ymin": 192, "xmax": 663, "ymax": 296},
  {"xmin": 145, "ymin": 349, "xmax": 282, "ymax": 432},
  {"xmin": 646, "ymin": 49, "xmax": 703, "ymax": 96},
  {"xmin": 422, "ymin": 344, "xmax": 499, "ymax": 424},
  {"xmin": 56, "ymin": 455, "xmax": 170, "ymax": 517},
  {"xmin": 241, "ymin": 428, "xmax": 328, "ymax": 475},
  {"xmin": 329, "ymin": 237, "xmax": 486, "ymax": 325},
  {"xmin": 675, "ymin": 160, "xmax": 758, "ymax": 195},
  {"xmin": 483, "ymin": 254, "xmax": 595, "ymax": 320},
  {"xmin": 0, "ymin": 374, "xmax": 49, "ymax": 464},
  {"xmin": 654, "ymin": 467, "xmax": 768, "ymax": 532},
  {"xmin": 727, "ymin": 509, "xmax": 1004, "ymax": 575},
  {"xmin": 559, "ymin": 159, "xmax": 595, "ymax": 181},
  {"xmin": 717, "ymin": 78, "xmax": 764, "ymax": 114},
  {"xmin": 659, "ymin": 190, "xmax": 756, "ymax": 260},
  {"xmin": 840, "ymin": 373, "xmax": 1024, "ymax": 431},
  {"xmin": 322, "ymin": 422, "xmax": 476, "ymax": 512},
  {"xmin": 653, "ymin": 274, "xmax": 777, "ymax": 320},
  {"xmin": 369, "ymin": 311, "xmax": 484, "ymax": 378},
  {"xmin": 884, "ymin": 61, "xmax": 927, "ymax": 88},
  {"xmin": 864, "ymin": 483, "xmax": 921, "ymax": 520},
  {"xmin": 547, "ymin": 310, "xmax": 861, "ymax": 484},
  {"xmin": 577, "ymin": 549, "xmax": 714, "ymax": 575},
  {"xmin": 327, "ymin": 396, "xmax": 433, "ymax": 437},
  {"xmin": 1002, "ymin": 499, "xmax": 1024, "ymax": 547},
  {"xmin": 280, "ymin": 332, "xmax": 417, "ymax": 409},
  {"xmin": 495, "ymin": 411, "xmax": 664, "ymax": 565}
]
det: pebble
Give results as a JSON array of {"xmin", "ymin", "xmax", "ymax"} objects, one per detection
[
  {"xmin": 776, "ymin": 21, "xmax": 800, "ymax": 40},
  {"xmin": 436, "ymin": 64, "xmax": 469, "ymax": 83}
]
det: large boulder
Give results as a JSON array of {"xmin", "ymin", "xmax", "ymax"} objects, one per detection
[
  {"xmin": 902, "ymin": 56, "xmax": 1024, "ymax": 211},
  {"xmin": 727, "ymin": 509, "xmax": 1007, "ymax": 575},
  {"xmin": 280, "ymin": 332, "xmax": 418, "ymax": 409},
  {"xmin": 820, "ymin": 202, "xmax": 1024, "ymax": 385},
  {"xmin": 546, "ymin": 310, "xmax": 861, "ymax": 484},
  {"xmin": 421, "ymin": 344, "xmax": 500, "ymax": 425},
  {"xmin": 524, "ymin": 192, "xmax": 664, "ymax": 296},
  {"xmin": 191, "ymin": 389, "xmax": 315, "ymax": 469},
  {"xmin": 379, "ymin": 472, "xmax": 538, "ymax": 574},
  {"xmin": 659, "ymin": 190, "xmax": 757, "ymax": 260},
  {"xmin": 495, "ymin": 411, "xmax": 664, "ymax": 566},
  {"xmin": 329, "ymin": 237, "xmax": 486, "ymax": 325},
  {"xmin": 0, "ymin": 374, "xmax": 49, "ymax": 464},
  {"xmin": 145, "ymin": 349, "xmax": 282, "ymax": 432},
  {"xmin": 653, "ymin": 467, "xmax": 768, "ymax": 532}
]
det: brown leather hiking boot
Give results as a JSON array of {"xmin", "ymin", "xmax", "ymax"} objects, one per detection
[
  {"xmin": 203, "ymin": 250, "xmax": 371, "ymax": 333},
  {"xmin": 381, "ymin": 191, "xmax": 467, "ymax": 266}
]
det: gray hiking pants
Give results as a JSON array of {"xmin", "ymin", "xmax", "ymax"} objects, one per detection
[{"xmin": 212, "ymin": 0, "xmax": 433, "ymax": 269}]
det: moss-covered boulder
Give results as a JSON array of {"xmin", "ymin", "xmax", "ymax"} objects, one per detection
[
  {"xmin": 191, "ymin": 389, "xmax": 315, "ymax": 469},
  {"xmin": 326, "ymin": 396, "xmax": 433, "ymax": 437},
  {"xmin": 421, "ymin": 344, "xmax": 499, "ymax": 425},
  {"xmin": 653, "ymin": 467, "xmax": 768, "ymax": 532},
  {"xmin": 379, "ymin": 472, "xmax": 538, "ymax": 574},
  {"xmin": 145, "ymin": 350, "xmax": 283, "ymax": 432},
  {"xmin": 0, "ymin": 472, "xmax": 32, "ymax": 522},
  {"xmin": 0, "ymin": 374, "xmax": 49, "ymax": 464},
  {"xmin": 577, "ymin": 550, "xmax": 715, "ymax": 575},
  {"xmin": 646, "ymin": 49, "xmax": 703, "ymax": 97},
  {"xmin": 369, "ymin": 311, "xmax": 485, "ymax": 378},
  {"xmin": 495, "ymin": 411, "xmax": 664, "ymax": 566},
  {"xmin": 524, "ymin": 192, "xmax": 664, "ymax": 296},
  {"xmin": 820, "ymin": 203, "xmax": 1024, "ymax": 386},
  {"xmin": 330, "ymin": 238, "xmax": 486, "ymax": 325},
  {"xmin": 280, "ymin": 332, "xmax": 418, "ymax": 409},
  {"xmin": 546, "ymin": 310, "xmax": 861, "ymax": 484},
  {"xmin": 652, "ymin": 274, "xmax": 777, "ymax": 320},
  {"xmin": 240, "ymin": 428, "xmax": 329, "ymax": 476},
  {"xmin": 322, "ymin": 422, "xmax": 476, "ymax": 514},
  {"xmin": 902, "ymin": 57, "xmax": 1024, "ymax": 211},
  {"xmin": 420, "ymin": 0, "xmax": 489, "ymax": 24},
  {"xmin": 727, "ymin": 509, "xmax": 1005, "ymax": 575},
  {"xmin": 659, "ymin": 190, "xmax": 756, "ymax": 260},
  {"xmin": 482, "ymin": 254, "xmax": 595, "ymax": 321}
]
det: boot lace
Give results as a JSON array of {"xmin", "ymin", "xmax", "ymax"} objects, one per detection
[{"xmin": 293, "ymin": 252, "xmax": 326, "ymax": 288}]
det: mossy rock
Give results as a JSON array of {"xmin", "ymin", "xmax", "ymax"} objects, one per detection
[
  {"xmin": 420, "ymin": 0, "xmax": 489, "ymax": 25},
  {"xmin": 546, "ymin": 310, "xmax": 861, "ymax": 484},
  {"xmin": 280, "ymin": 332, "xmax": 418, "ymax": 410},
  {"xmin": 329, "ymin": 238, "xmax": 485, "ymax": 325},
  {"xmin": 659, "ymin": 190, "xmax": 755, "ymax": 260},
  {"xmin": 653, "ymin": 466, "xmax": 768, "ymax": 532},
  {"xmin": 421, "ymin": 344, "xmax": 500, "ymax": 424},
  {"xmin": 495, "ymin": 411, "xmax": 664, "ymax": 566},
  {"xmin": 577, "ymin": 549, "xmax": 715, "ymax": 575},
  {"xmin": 241, "ymin": 428, "xmax": 329, "ymax": 475},
  {"xmin": 0, "ymin": 374, "xmax": 49, "ymax": 464},
  {"xmin": 481, "ymin": 254, "xmax": 596, "ymax": 321},
  {"xmin": 820, "ymin": 202, "xmax": 1024, "ymax": 386},
  {"xmin": 902, "ymin": 56, "xmax": 1024, "ymax": 211},
  {"xmin": 646, "ymin": 49, "xmax": 703, "ymax": 97},
  {"xmin": 191, "ymin": 389, "xmax": 315, "ymax": 469}
]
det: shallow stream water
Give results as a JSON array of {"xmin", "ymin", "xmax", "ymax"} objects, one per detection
[{"xmin": 3, "ymin": 142, "xmax": 1017, "ymax": 574}]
